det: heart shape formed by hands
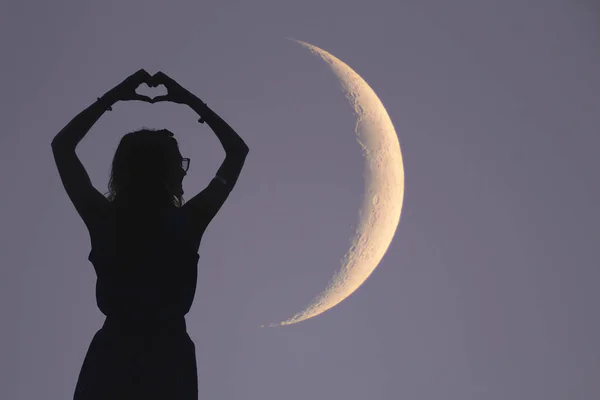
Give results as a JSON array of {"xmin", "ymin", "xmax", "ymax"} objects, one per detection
[
  {"xmin": 109, "ymin": 69, "xmax": 205, "ymax": 121},
  {"xmin": 134, "ymin": 82, "xmax": 168, "ymax": 102},
  {"xmin": 137, "ymin": 72, "xmax": 193, "ymax": 105}
]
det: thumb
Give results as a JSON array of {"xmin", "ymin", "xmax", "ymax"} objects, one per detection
[
  {"xmin": 122, "ymin": 93, "xmax": 154, "ymax": 102},
  {"xmin": 150, "ymin": 95, "xmax": 173, "ymax": 104},
  {"xmin": 134, "ymin": 94, "xmax": 154, "ymax": 102}
]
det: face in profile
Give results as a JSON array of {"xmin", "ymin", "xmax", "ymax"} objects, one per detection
[{"xmin": 164, "ymin": 141, "xmax": 187, "ymax": 196}]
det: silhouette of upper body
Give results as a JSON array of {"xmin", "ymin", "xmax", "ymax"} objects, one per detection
[{"xmin": 51, "ymin": 70, "xmax": 249, "ymax": 399}]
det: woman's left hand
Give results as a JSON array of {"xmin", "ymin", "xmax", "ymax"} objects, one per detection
[{"xmin": 102, "ymin": 69, "xmax": 154, "ymax": 104}]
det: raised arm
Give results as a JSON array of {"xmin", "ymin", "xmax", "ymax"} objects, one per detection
[
  {"xmin": 183, "ymin": 99, "xmax": 249, "ymax": 231},
  {"xmin": 51, "ymin": 69, "xmax": 154, "ymax": 228},
  {"xmin": 151, "ymin": 72, "xmax": 249, "ymax": 229},
  {"xmin": 51, "ymin": 98, "xmax": 114, "ymax": 229},
  {"xmin": 188, "ymin": 97, "xmax": 249, "ymax": 187}
]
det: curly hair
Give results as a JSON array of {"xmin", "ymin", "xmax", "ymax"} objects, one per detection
[{"xmin": 104, "ymin": 128, "xmax": 185, "ymax": 208}]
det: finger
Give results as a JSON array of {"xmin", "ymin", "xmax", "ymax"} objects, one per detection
[
  {"xmin": 153, "ymin": 71, "xmax": 168, "ymax": 80},
  {"xmin": 152, "ymin": 71, "xmax": 176, "ymax": 87},
  {"xmin": 147, "ymin": 76, "xmax": 158, "ymax": 87},
  {"xmin": 126, "ymin": 69, "xmax": 144, "ymax": 81},
  {"xmin": 134, "ymin": 68, "xmax": 150, "ymax": 78},
  {"xmin": 148, "ymin": 77, "xmax": 163, "ymax": 88},
  {"xmin": 129, "ymin": 69, "xmax": 152, "ymax": 86},
  {"xmin": 140, "ymin": 70, "xmax": 153, "ymax": 85}
]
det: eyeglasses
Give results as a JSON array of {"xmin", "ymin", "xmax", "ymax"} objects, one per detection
[{"xmin": 181, "ymin": 158, "xmax": 190, "ymax": 172}]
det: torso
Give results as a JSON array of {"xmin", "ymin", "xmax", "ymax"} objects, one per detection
[{"xmin": 87, "ymin": 204, "xmax": 203, "ymax": 318}]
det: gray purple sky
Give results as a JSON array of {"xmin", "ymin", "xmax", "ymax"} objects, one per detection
[{"xmin": 1, "ymin": 0, "xmax": 599, "ymax": 399}]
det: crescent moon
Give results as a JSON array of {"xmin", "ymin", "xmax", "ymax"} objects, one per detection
[{"xmin": 266, "ymin": 39, "xmax": 405, "ymax": 327}]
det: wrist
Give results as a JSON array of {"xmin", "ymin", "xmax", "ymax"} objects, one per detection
[
  {"xmin": 187, "ymin": 95, "xmax": 207, "ymax": 109},
  {"xmin": 187, "ymin": 97, "xmax": 210, "ymax": 123},
  {"xmin": 97, "ymin": 93, "xmax": 118, "ymax": 110},
  {"xmin": 100, "ymin": 89, "xmax": 120, "ymax": 105}
]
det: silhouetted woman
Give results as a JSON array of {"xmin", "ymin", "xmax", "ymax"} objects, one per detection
[{"xmin": 51, "ymin": 69, "xmax": 249, "ymax": 399}]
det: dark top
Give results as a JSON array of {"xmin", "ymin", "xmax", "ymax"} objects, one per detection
[
  {"xmin": 52, "ymin": 131, "xmax": 248, "ymax": 399},
  {"xmin": 87, "ymin": 204, "xmax": 201, "ymax": 320},
  {"xmin": 52, "ymin": 135, "xmax": 247, "ymax": 323}
]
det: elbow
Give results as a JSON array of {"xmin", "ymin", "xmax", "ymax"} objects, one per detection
[
  {"xmin": 233, "ymin": 141, "xmax": 249, "ymax": 155},
  {"xmin": 51, "ymin": 135, "xmax": 73, "ymax": 149},
  {"xmin": 51, "ymin": 140, "xmax": 76, "ymax": 152},
  {"xmin": 223, "ymin": 138, "xmax": 249, "ymax": 157},
  {"xmin": 51, "ymin": 133, "xmax": 64, "ymax": 148},
  {"xmin": 50, "ymin": 139, "xmax": 61, "ymax": 150}
]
